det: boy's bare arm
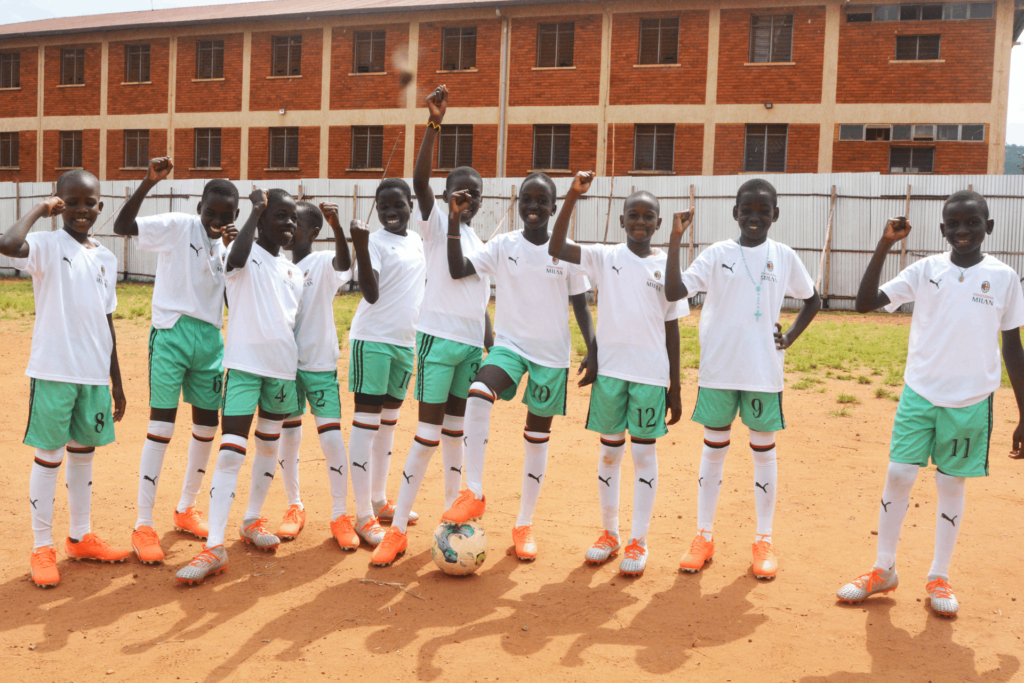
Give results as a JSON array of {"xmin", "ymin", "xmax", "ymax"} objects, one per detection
[
  {"xmin": 549, "ymin": 171, "xmax": 592, "ymax": 265},
  {"xmin": 856, "ymin": 217, "xmax": 910, "ymax": 313},
  {"xmin": 571, "ymin": 292, "xmax": 597, "ymax": 387},
  {"xmin": 226, "ymin": 189, "xmax": 266, "ymax": 271},
  {"xmin": 665, "ymin": 208, "xmax": 694, "ymax": 302},
  {"xmin": 107, "ymin": 314, "xmax": 126, "ymax": 422},
  {"xmin": 1002, "ymin": 328, "xmax": 1024, "ymax": 457},
  {"xmin": 114, "ymin": 157, "xmax": 173, "ymax": 236},
  {"xmin": 349, "ymin": 221, "xmax": 379, "ymax": 304},
  {"xmin": 320, "ymin": 202, "xmax": 352, "ymax": 272},
  {"xmin": 447, "ymin": 190, "xmax": 477, "ymax": 279},
  {"xmin": 665, "ymin": 320, "xmax": 682, "ymax": 425},
  {"xmin": 413, "ymin": 85, "xmax": 448, "ymax": 221},
  {"xmin": 0, "ymin": 197, "xmax": 63, "ymax": 258},
  {"xmin": 775, "ymin": 289, "xmax": 822, "ymax": 350},
  {"xmin": 484, "ymin": 309, "xmax": 494, "ymax": 351}
]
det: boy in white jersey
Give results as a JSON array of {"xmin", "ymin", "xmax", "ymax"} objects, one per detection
[
  {"xmin": 371, "ymin": 85, "xmax": 492, "ymax": 567},
  {"xmin": 441, "ymin": 173, "xmax": 595, "ymax": 561},
  {"xmin": 0, "ymin": 170, "xmax": 129, "ymax": 587},
  {"xmin": 346, "ymin": 178, "xmax": 425, "ymax": 549},
  {"xmin": 272, "ymin": 201, "xmax": 354, "ymax": 547},
  {"xmin": 837, "ymin": 191, "xmax": 1024, "ymax": 616},
  {"xmin": 114, "ymin": 157, "xmax": 239, "ymax": 564},
  {"xmin": 176, "ymin": 188, "xmax": 304, "ymax": 584},
  {"xmin": 667, "ymin": 178, "xmax": 820, "ymax": 580},
  {"xmin": 548, "ymin": 171, "xmax": 685, "ymax": 578}
]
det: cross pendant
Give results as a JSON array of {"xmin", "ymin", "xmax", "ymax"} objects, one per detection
[{"xmin": 754, "ymin": 310, "xmax": 762, "ymax": 321}]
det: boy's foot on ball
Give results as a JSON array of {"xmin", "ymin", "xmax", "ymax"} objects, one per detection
[
  {"xmin": 131, "ymin": 526, "xmax": 165, "ymax": 564},
  {"xmin": 240, "ymin": 518, "xmax": 280, "ymax": 550},
  {"xmin": 30, "ymin": 547, "xmax": 60, "ymax": 587},
  {"xmin": 752, "ymin": 537, "xmax": 778, "ymax": 579},
  {"xmin": 65, "ymin": 534, "xmax": 130, "ymax": 563},
  {"xmin": 512, "ymin": 525, "xmax": 537, "ymax": 561},
  {"xmin": 173, "ymin": 506, "xmax": 209, "ymax": 540},
  {"xmin": 370, "ymin": 527, "xmax": 407, "ymax": 566},
  {"xmin": 356, "ymin": 517, "xmax": 386, "ymax": 546},
  {"xmin": 276, "ymin": 504, "xmax": 306, "ymax": 539},
  {"xmin": 584, "ymin": 530, "xmax": 620, "ymax": 564},
  {"xmin": 679, "ymin": 532, "xmax": 714, "ymax": 573},
  {"xmin": 836, "ymin": 566, "xmax": 899, "ymax": 603},
  {"xmin": 926, "ymin": 576, "xmax": 959, "ymax": 617},
  {"xmin": 373, "ymin": 499, "xmax": 419, "ymax": 524},
  {"xmin": 176, "ymin": 545, "xmax": 228, "ymax": 584},
  {"xmin": 330, "ymin": 515, "xmax": 359, "ymax": 551},
  {"xmin": 619, "ymin": 538, "xmax": 648, "ymax": 577},
  {"xmin": 442, "ymin": 489, "xmax": 485, "ymax": 524}
]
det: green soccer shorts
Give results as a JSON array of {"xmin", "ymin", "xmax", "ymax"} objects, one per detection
[
  {"xmin": 222, "ymin": 369, "xmax": 296, "ymax": 417},
  {"xmin": 24, "ymin": 379, "xmax": 115, "ymax": 450},
  {"xmin": 414, "ymin": 332, "xmax": 483, "ymax": 405},
  {"xmin": 349, "ymin": 340, "xmax": 414, "ymax": 400},
  {"xmin": 691, "ymin": 387, "xmax": 786, "ymax": 432},
  {"xmin": 148, "ymin": 315, "xmax": 225, "ymax": 411},
  {"xmin": 289, "ymin": 369, "xmax": 342, "ymax": 419},
  {"xmin": 586, "ymin": 375, "xmax": 667, "ymax": 439},
  {"xmin": 483, "ymin": 345, "xmax": 568, "ymax": 418},
  {"xmin": 889, "ymin": 385, "xmax": 993, "ymax": 478}
]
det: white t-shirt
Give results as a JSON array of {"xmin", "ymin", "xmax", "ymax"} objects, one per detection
[
  {"xmin": 223, "ymin": 243, "xmax": 303, "ymax": 380},
  {"xmin": 416, "ymin": 202, "xmax": 490, "ymax": 348},
  {"xmin": 135, "ymin": 213, "xmax": 227, "ymax": 329},
  {"xmin": 682, "ymin": 238, "xmax": 816, "ymax": 392},
  {"xmin": 471, "ymin": 231, "xmax": 590, "ymax": 368},
  {"xmin": 349, "ymin": 229, "xmax": 426, "ymax": 348},
  {"xmin": 13, "ymin": 230, "xmax": 118, "ymax": 385},
  {"xmin": 578, "ymin": 243, "xmax": 685, "ymax": 388},
  {"xmin": 294, "ymin": 251, "xmax": 352, "ymax": 372},
  {"xmin": 881, "ymin": 253, "xmax": 1024, "ymax": 408}
]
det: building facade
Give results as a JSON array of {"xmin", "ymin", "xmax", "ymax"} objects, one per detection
[{"xmin": 0, "ymin": 0, "xmax": 1020, "ymax": 183}]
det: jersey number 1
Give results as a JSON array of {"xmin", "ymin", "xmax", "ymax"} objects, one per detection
[{"xmin": 950, "ymin": 438, "xmax": 971, "ymax": 459}]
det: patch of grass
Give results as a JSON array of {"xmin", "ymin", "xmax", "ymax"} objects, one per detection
[
  {"xmin": 889, "ymin": 392, "xmax": 901, "ymax": 402},
  {"xmin": 874, "ymin": 387, "xmax": 894, "ymax": 400},
  {"xmin": 815, "ymin": 387, "xmax": 828, "ymax": 393},
  {"xmin": 829, "ymin": 407, "xmax": 852, "ymax": 417},
  {"xmin": 857, "ymin": 375, "xmax": 872, "ymax": 385},
  {"xmin": 0, "ymin": 278, "xmax": 36, "ymax": 318},
  {"xmin": 792, "ymin": 376, "xmax": 824, "ymax": 390},
  {"xmin": 836, "ymin": 393, "xmax": 860, "ymax": 404}
]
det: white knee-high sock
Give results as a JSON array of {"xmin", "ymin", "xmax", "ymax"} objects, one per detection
[
  {"xmin": 207, "ymin": 434, "xmax": 247, "ymax": 547},
  {"xmin": 349, "ymin": 412, "xmax": 380, "ymax": 523},
  {"xmin": 392, "ymin": 422, "xmax": 442, "ymax": 533},
  {"xmin": 441, "ymin": 414, "xmax": 465, "ymax": 508},
  {"xmin": 750, "ymin": 430, "xmax": 777, "ymax": 542},
  {"xmin": 65, "ymin": 441, "xmax": 95, "ymax": 541},
  {"xmin": 371, "ymin": 408, "xmax": 400, "ymax": 504},
  {"xmin": 279, "ymin": 419, "xmax": 303, "ymax": 508},
  {"xmin": 875, "ymin": 461, "xmax": 919, "ymax": 570},
  {"xmin": 30, "ymin": 448, "xmax": 64, "ymax": 549},
  {"xmin": 697, "ymin": 428, "xmax": 730, "ymax": 541},
  {"xmin": 315, "ymin": 416, "xmax": 347, "ymax": 519},
  {"xmin": 517, "ymin": 428, "xmax": 550, "ymax": 526},
  {"xmin": 177, "ymin": 423, "xmax": 217, "ymax": 512},
  {"xmin": 136, "ymin": 420, "xmax": 175, "ymax": 529},
  {"xmin": 464, "ymin": 382, "xmax": 496, "ymax": 499},
  {"xmin": 245, "ymin": 417, "xmax": 283, "ymax": 522},
  {"xmin": 930, "ymin": 471, "xmax": 966, "ymax": 580},
  {"xmin": 597, "ymin": 434, "xmax": 626, "ymax": 536},
  {"xmin": 630, "ymin": 438, "xmax": 658, "ymax": 540}
]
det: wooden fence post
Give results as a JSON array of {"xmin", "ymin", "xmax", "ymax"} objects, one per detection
[
  {"xmin": 900, "ymin": 183, "xmax": 911, "ymax": 271},
  {"xmin": 122, "ymin": 186, "xmax": 131, "ymax": 281},
  {"xmin": 352, "ymin": 185, "xmax": 358, "ymax": 221},
  {"xmin": 818, "ymin": 184, "xmax": 837, "ymax": 303},
  {"xmin": 688, "ymin": 183, "xmax": 695, "ymax": 264}
]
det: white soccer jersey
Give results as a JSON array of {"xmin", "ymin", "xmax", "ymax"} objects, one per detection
[
  {"xmin": 471, "ymin": 231, "xmax": 590, "ymax": 368},
  {"xmin": 294, "ymin": 250, "xmax": 352, "ymax": 372},
  {"xmin": 682, "ymin": 238, "xmax": 816, "ymax": 393},
  {"xmin": 349, "ymin": 228, "xmax": 426, "ymax": 348},
  {"xmin": 881, "ymin": 253, "xmax": 1024, "ymax": 408},
  {"xmin": 12, "ymin": 230, "xmax": 118, "ymax": 385},
  {"xmin": 578, "ymin": 243, "xmax": 685, "ymax": 388},
  {"xmin": 135, "ymin": 213, "xmax": 227, "ymax": 329},
  {"xmin": 223, "ymin": 243, "xmax": 303, "ymax": 380},
  {"xmin": 416, "ymin": 202, "xmax": 490, "ymax": 348}
]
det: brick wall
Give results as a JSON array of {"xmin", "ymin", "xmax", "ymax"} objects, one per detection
[
  {"xmin": 105, "ymin": 129, "xmax": 167, "ymax": 180},
  {"xmin": 417, "ymin": 19, "xmax": 501, "ymax": 107},
  {"xmin": 247, "ymin": 126, "xmax": 319, "ymax": 180},
  {"xmin": 606, "ymin": 123, "xmax": 704, "ymax": 176},
  {"xmin": 250, "ymin": 29, "xmax": 322, "ymax": 112},
  {"xmin": 173, "ymin": 127, "xmax": 241, "ymax": 180},
  {"xmin": 506, "ymin": 14, "xmax": 602, "ymax": 108},
  {"xmin": 837, "ymin": 13, "xmax": 994, "ymax": 103},
  {"xmin": 176, "ymin": 33, "xmax": 244, "ymax": 113},
  {"xmin": 331, "ymin": 24, "xmax": 409, "ymax": 110},
  {"xmin": 327, "ymin": 125, "xmax": 405, "ymax": 179},
  {"xmin": 0, "ymin": 130, "xmax": 37, "ymax": 182},
  {"xmin": 107, "ymin": 38, "xmax": 169, "ymax": 115},
  {"xmin": 505, "ymin": 124, "xmax": 597, "ymax": 177},
  {"xmin": 609, "ymin": 11, "xmax": 708, "ymax": 106},
  {"xmin": 0, "ymin": 48, "xmax": 38, "ymax": 118},
  {"xmin": 43, "ymin": 128, "xmax": 99, "ymax": 181},
  {"xmin": 413, "ymin": 124, "xmax": 498, "ymax": 178},
  {"xmin": 716, "ymin": 6, "xmax": 825, "ymax": 105},
  {"xmin": 831, "ymin": 131, "xmax": 988, "ymax": 175},
  {"xmin": 44, "ymin": 43, "xmax": 101, "ymax": 116},
  {"xmin": 714, "ymin": 123, "xmax": 818, "ymax": 174}
]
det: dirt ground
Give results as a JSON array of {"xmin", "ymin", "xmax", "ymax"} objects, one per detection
[{"xmin": 0, "ymin": 311, "xmax": 1022, "ymax": 683}]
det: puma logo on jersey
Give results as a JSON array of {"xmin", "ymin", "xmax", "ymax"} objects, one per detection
[
  {"xmin": 352, "ymin": 461, "xmax": 367, "ymax": 471},
  {"xmin": 330, "ymin": 465, "xmax": 343, "ymax": 476},
  {"xmin": 189, "ymin": 243, "xmax": 202, "ymax": 257},
  {"xmin": 639, "ymin": 477, "xmax": 654, "ymax": 489},
  {"xmin": 598, "ymin": 476, "xmax": 611, "ymax": 487},
  {"xmin": 508, "ymin": 256, "xmax": 519, "ymax": 265},
  {"xmin": 62, "ymin": 256, "xmax": 74, "ymax": 267},
  {"xmin": 755, "ymin": 482, "xmax": 769, "ymax": 493},
  {"xmin": 527, "ymin": 473, "xmax": 543, "ymax": 483},
  {"xmin": 402, "ymin": 471, "xmax": 413, "ymax": 484},
  {"xmin": 143, "ymin": 475, "xmax": 158, "ymax": 486},
  {"xmin": 941, "ymin": 513, "xmax": 958, "ymax": 527},
  {"xmin": 450, "ymin": 466, "xmax": 462, "ymax": 474},
  {"xmin": 611, "ymin": 266, "xmax": 622, "ymax": 275},
  {"xmin": 251, "ymin": 259, "xmax": 262, "ymax": 269},
  {"xmin": 880, "ymin": 499, "xmax": 891, "ymax": 512},
  {"xmin": 722, "ymin": 263, "xmax": 735, "ymax": 273},
  {"xmin": 929, "ymin": 278, "xmax": 941, "ymax": 289}
]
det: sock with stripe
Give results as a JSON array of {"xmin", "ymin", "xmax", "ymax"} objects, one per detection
[
  {"xmin": 750, "ymin": 430, "xmax": 777, "ymax": 542},
  {"xmin": 597, "ymin": 433, "xmax": 626, "ymax": 536},
  {"xmin": 392, "ymin": 422, "xmax": 443, "ymax": 533},
  {"xmin": 177, "ymin": 423, "xmax": 217, "ymax": 513},
  {"xmin": 349, "ymin": 411, "xmax": 380, "ymax": 524},
  {"xmin": 874, "ymin": 461, "xmax": 919, "ymax": 571},
  {"xmin": 371, "ymin": 407, "xmax": 400, "ymax": 505},
  {"xmin": 207, "ymin": 433, "xmax": 248, "ymax": 548},
  {"xmin": 630, "ymin": 437, "xmax": 658, "ymax": 540},
  {"xmin": 135, "ymin": 420, "xmax": 175, "ymax": 529},
  {"xmin": 697, "ymin": 427, "xmax": 730, "ymax": 541},
  {"xmin": 517, "ymin": 428, "xmax": 550, "ymax": 527},
  {"xmin": 66, "ymin": 441, "xmax": 95, "ymax": 541},
  {"xmin": 441, "ymin": 414, "xmax": 465, "ymax": 508},
  {"xmin": 315, "ymin": 416, "xmax": 347, "ymax": 519},
  {"xmin": 245, "ymin": 417, "xmax": 283, "ymax": 523},
  {"xmin": 30, "ymin": 448, "xmax": 64, "ymax": 549},
  {"xmin": 464, "ymin": 382, "xmax": 496, "ymax": 500},
  {"xmin": 279, "ymin": 419, "xmax": 303, "ymax": 509},
  {"xmin": 930, "ymin": 470, "xmax": 966, "ymax": 580}
]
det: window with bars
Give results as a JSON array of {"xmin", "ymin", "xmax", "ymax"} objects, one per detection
[
  {"xmin": 354, "ymin": 30, "xmax": 386, "ymax": 73},
  {"xmin": 61, "ymin": 48, "xmax": 85, "ymax": 85},
  {"xmin": 638, "ymin": 18, "xmax": 679, "ymax": 65},
  {"xmin": 123, "ymin": 130, "xmax": 149, "ymax": 168},
  {"xmin": 351, "ymin": 126, "xmax": 384, "ymax": 169},
  {"xmin": 0, "ymin": 53, "xmax": 19, "ymax": 89},
  {"xmin": 889, "ymin": 147, "xmax": 934, "ymax": 173},
  {"xmin": 60, "ymin": 131, "xmax": 83, "ymax": 168},
  {"xmin": 272, "ymin": 35, "xmax": 302, "ymax": 76},
  {"xmin": 194, "ymin": 128, "xmax": 222, "ymax": 168},
  {"xmin": 846, "ymin": 3, "xmax": 994, "ymax": 21},
  {"xmin": 0, "ymin": 132, "xmax": 18, "ymax": 168},
  {"xmin": 437, "ymin": 125, "xmax": 473, "ymax": 169},
  {"xmin": 532, "ymin": 125, "xmax": 571, "ymax": 170},
  {"xmin": 744, "ymin": 124, "xmax": 788, "ymax": 173},
  {"xmin": 749, "ymin": 15, "xmax": 794, "ymax": 63},
  {"xmin": 441, "ymin": 27, "xmax": 477, "ymax": 71},
  {"xmin": 125, "ymin": 45, "xmax": 150, "ymax": 83},
  {"xmin": 269, "ymin": 127, "xmax": 299, "ymax": 169},
  {"xmin": 633, "ymin": 124, "xmax": 675, "ymax": 172},
  {"xmin": 895, "ymin": 34, "xmax": 941, "ymax": 59},
  {"xmin": 196, "ymin": 40, "xmax": 224, "ymax": 79},
  {"xmin": 537, "ymin": 22, "xmax": 575, "ymax": 68}
]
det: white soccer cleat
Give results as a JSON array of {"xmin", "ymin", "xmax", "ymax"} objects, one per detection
[
  {"xmin": 356, "ymin": 517, "xmax": 387, "ymax": 546},
  {"xmin": 176, "ymin": 545, "xmax": 228, "ymax": 584},
  {"xmin": 239, "ymin": 518, "xmax": 280, "ymax": 550},
  {"xmin": 926, "ymin": 576, "xmax": 959, "ymax": 617},
  {"xmin": 584, "ymin": 530, "xmax": 621, "ymax": 564},
  {"xmin": 837, "ymin": 566, "xmax": 899, "ymax": 603},
  {"xmin": 619, "ymin": 538, "xmax": 648, "ymax": 577},
  {"xmin": 374, "ymin": 499, "xmax": 419, "ymax": 524}
]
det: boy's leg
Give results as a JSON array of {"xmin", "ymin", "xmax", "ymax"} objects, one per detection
[
  {"xmin": 441, "ymin": 342, "xmax": 485, "ymax": 508},
  {"xmin": 698, "ymin": 427, "xmax": 731, "ymax": 539},
  {"xmin": 243, "ymin": 376, "xmax": 296, "ymax": 544},
  {"xmin": 24, "ymin": 378, "xmax": 75, "ymax": 550},
  {"xmin": 66, "ymin": 441, "xmax": 95, "ymax": 542},
  {"xmin": 372, "ymin": 345, "xmax": 414, "ymax": 514},
  {"xmin": 303, "ymin": 369, "xmax": 347, "ymax": 524},
  {"xmin": 280, "ymin": 417, "xmax": 304, "ymax": 509},
  {"xmin": 584, "ymin": 376, "xmax": 628, "ymax": 564},
  {"xmin": 136, "ymin": 419, "xmax": 174, "ymax": 530},
  {"xmin": 174, "ymin": 409, "xmax": 218, "ymax": 538},
  {"xmin": 30, "ymin": 447, "xmax": 64, "ymax": 550},
  {"xmin": 618, "ymin": 381, "xmax": 667, "ymax": 577}
]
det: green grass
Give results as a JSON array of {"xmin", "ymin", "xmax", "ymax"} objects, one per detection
[
  {"xmin": 836, "ymin": 393, "xmax": 860, "ymax": 404},
  {"xmin": 829, "ymin": 407, "xmax": 852, "ymax": 418},
  {"xmin": 874, "ymin": 387, "xmax": 894, "ymax": 400},
  {"xmin": 857, "ymin": 375, "xmax": 872, "ymax": 385},
  {"xmin": 792, "ymin": 376, "xmax": 824, "ymax": 390}
]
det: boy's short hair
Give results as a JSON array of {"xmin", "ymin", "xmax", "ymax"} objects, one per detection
[
  {"xmin": 445, "ymin": 166, "xmax": 483, "ymax": 191},
  {"xmin": 55, "ymin": 169, "xmax": 99, "ymax": 196},
  {"xmin": 624, "ymin": 189, "xmax": 660, "ymax": 214},
  {"xmin": 945, "ymin": 189, "xmax": 989, "ymax": 219},
  {"xmin": 296, "ymin": 201, "xmax": 324, "ymax": 229},
  {"xmin": 523, "ymin": 172, "xmax": 557, "ymax": 200},
  {"xmin": 202, "ymin": 178, "xmax": 239, "ymax": 203},
  {"xmin": 376, "ymin": 177, "xmax": 412, "ymax": 203},
  {"xmin": 736, "ymin": 178, "xmax": 778, "ymax": 207},
  {"xmin": 266, "ymin": 188, "xmax": 293, "ymax": 207}
]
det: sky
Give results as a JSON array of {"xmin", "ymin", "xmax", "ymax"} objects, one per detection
[{"xmin": 3, "ymin": 0, "xmax": 1024, "ymax": 145}]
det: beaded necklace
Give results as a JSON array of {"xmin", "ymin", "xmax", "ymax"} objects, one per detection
[{"xmin": 739, "ymin": 240, "xmax": 771, "ymax": 321}]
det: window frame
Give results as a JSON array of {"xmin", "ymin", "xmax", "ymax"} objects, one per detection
[
  {"xmin": 437, "ymin": 124, "xmax": 474, "ymax": 170},
  {"xmin": 440, "ymin": 26, "xmax": 477, "ymax": 71},
  {"xmin": 743, "ymin": 124, "xmax": 789, "ymax": 173},
  {"xmin": 354, "ymin": 30, "xmax": 387, "ymax": 74},
  {"xmin": 748, "ymin": 14, "xmax": 794, "ymax": 63},
  {"xmin": 0, "ymin": 132, "xmax": 18, "ymax": 168},
  {"xmin": 124, "ymin": 44, "xmax": 151, "ymax": 84},
  {"xmin": 271, "ymin": 35, "xmax": 302, "ymax": 77},
  {"xmin": 632, "ymin": 124, "xmax": 675, "ymax": 173},
  {"xmin": 59, "ymin": 130, "xmax": 83, "ymax": 169},
  {"xmin": 268, "ymin": 127, "xmax": 299, "ymax": 169},
  {"xmin": 638, "ymin": 17, "xmax": 680, "ymax": 65},
  {"xmin": 196, "ymin": 39, "xmax": 224, "ymax": 80},
  {"xmin": 351, "ymin": 125, "xmax": 385, "ymax": 170},
  {"xmin": 194, "ymin": 128, "xmax": 222, "ymax": 169},
  {"xmin": 0, "ymin": 52, "xmax": 20, "ymax": 89},
  {"xmin": 532, "ymin": 124, "xmax": 572, "ymax": 171},
  {"xmin": 889, "ymin": 146, "xmax": 935, "ymax": 173},
  {"xmin": 123, "ymin": 130, "xmax": 149, "ymax": 169},
  {"xmin": 536, "ymin": 22, "xmax": 575, "ymax": 68},
  {"xmin": 895, "ymin": 34, "xmax": 941, "ymax": 60},
  {"xmin": 61, "ymin": 48, "xmax": 86, "ymax": 86}
]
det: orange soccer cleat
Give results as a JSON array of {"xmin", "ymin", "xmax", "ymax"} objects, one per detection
[
  {"xmin": 370, "ymin": 527, "xmax": 408, "ymax": 566},
  {"xmin": 512, "ymin": 525, "xmax": 538, "ymax": 561},
  {"xmin": 30, "ymin": 547, "xmax": 60, "ymax": 587},
  {"xmin": 441, "ymin": 489, "xmax": 485, "ymax": 524},
  {"xmin": 131, "ymin": 526, "xmax": 165, "ymax": 564},
  {"xmin": 276, "ymin": 505, "xmax": 306, "ymax": 540},
  {"xmin": 173, "ymin": 506, "xmax": 209, "ymax": 540},
  {"xmin": 751, "ymin": 537, "xmax": 778, "ymax": 580},
  {"xmin": 679, "ymin": 532, "xmax": 715, "ymax": 573},
  {"xmin": 65, "ymin": 534, "xmax": 130, "ymax": 563},
  {"xmin": 330, "ymin": 515, "xmax": 360, "ymax": 551}
]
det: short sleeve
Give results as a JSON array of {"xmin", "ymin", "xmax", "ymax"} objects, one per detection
[
  {"xmin": 783, "ymin": 247, "xmax": 816, "ymax": 300},
  {"xmin": 578, "ymin": 244, "xmax": 605, "ymax": 281},
  {"xmin": 665, "ymin": 299, "xmax": 682, "ymax": 322},
  {"xmin": 10, "ymin": 231, "xmax": 50, "ymax": 275},
  {"xmin": 568, "ymin": 271, "xmax": 590, "ymax": 297},
  {"xmin": 880, "ymin": 261, "xmax": 922, "ymax": 313},
  {"xmin": 417, "ymin": 202, "xmax": 446, "ymax": 244},
  {"xmin": 470, "ymin": 236, "xmax": 500, "ymax": 277},
  {"xmin": 136, "ymin": 213, "xmax": 190, "ymax": 253},
  {"xmin": 681, "ymin": 245, "xmax": 716, "ymax": 295},
  {"xmin": 1000, "ymin": 274, "xmax": 1024, "ymax": 331}
]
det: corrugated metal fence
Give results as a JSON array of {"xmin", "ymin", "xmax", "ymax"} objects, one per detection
[{"xmin": 3, "ymin": 173, "xmax": 1023, "ymax": 310}]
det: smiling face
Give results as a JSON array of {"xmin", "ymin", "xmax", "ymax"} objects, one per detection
[
  {"xmin": 620, "ymin": 194, "xmax": 662, "ymax": 245},
  {"xmin": 288, "ymin": 205, "xmax": 321, "ymax": 252},
  {"xmin": 197, "ymin": 194, "xmax": 239, "ymax": 238},
  {"xmin": 941, "ymin": 199, "xmax": 993, "ymax": 256},
  {"xmin": 259, "ymin": 195, "xmax": 298, "ymax": 249},
  {"xmin": 518, "ymin": 177, "xmax": 556, "ymax": 231},
  {"xmin": 57, "ymin": 174, "xmax": 103, "ymax": 235},
  {"xmin": 443, "ymin": 173, "xmax": 482, "ymax": 225},
  {"xmin": 733, "ymin": 189, "xmax": 779, "ymax": 245},
  {"xmin": 376, "ymin": 187, "xmax": 413, "ymax": 235}
]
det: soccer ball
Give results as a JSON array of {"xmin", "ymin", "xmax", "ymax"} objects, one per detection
[{"xmin": 430, "ymin": 521, "xmax": 487, "ymax": 576}]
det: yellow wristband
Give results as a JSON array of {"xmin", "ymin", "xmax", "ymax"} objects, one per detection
[{"xmin": 428, "ymin": 121, "xmax": 441, "ymax": 131}]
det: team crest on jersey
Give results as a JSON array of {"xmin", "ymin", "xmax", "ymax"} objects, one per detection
[
  {"xmin": 981, "ymin": 281, "xmax": 990, "ymax": 293},
  {"xmin": 552, "ymin": 257, "xmax": 559, "ymax": 265},
  {"xmin": 101, "ymin": 266, "xmax": 106, "ymax": 276},
  {"xmin": 654, "ymin": 271, "xmax": 662, "ymax": 280},
  {"xmin": 766, "ymin": 261, "xmax": 774, "ymax": 272}
]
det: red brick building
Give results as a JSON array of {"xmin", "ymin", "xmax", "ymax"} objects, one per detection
[{"xmin": 0, "ymin": 0, "xmax": 1019, "ymax": 183}]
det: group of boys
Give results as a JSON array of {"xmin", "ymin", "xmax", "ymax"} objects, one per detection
[{"xmin": 4, "ymin": 84, "xmax": 1022, "ymax": 618}]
